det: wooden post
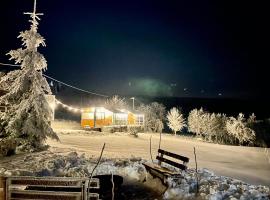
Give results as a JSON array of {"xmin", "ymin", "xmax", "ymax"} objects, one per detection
[
  {"xmin": 94, "ymin": 107, "xmax": 97, "ymax": 128},
  {"xmin": 0, "ymin": 177, "xmax": 6, "ymax": 200},
  {"xmin": 158, "ymin": 153, "xmax": 163, "ymax": 166},
  {"xmin": 193, "ymin": 147, "xmax": 199, "ymax": 196}
]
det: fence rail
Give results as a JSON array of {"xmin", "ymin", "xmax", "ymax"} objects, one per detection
[{"xmin": 0, "ymin": 106, "xmax": 7, "ymax": 113}]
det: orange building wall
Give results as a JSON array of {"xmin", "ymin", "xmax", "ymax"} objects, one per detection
[
  {"xmin": 127, "ymin": 113, "xmax": 135, "ymax": 125},
  {"xmin": 81, "ymin": 116, "xmax": 113, "ymax": 128},
  {"xmin": 81, "ymin": 108, "xmax": 143, "ymax": 128}
]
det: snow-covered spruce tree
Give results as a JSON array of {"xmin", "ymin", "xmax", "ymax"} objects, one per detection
[
  {"xmin": 166, "ymin": 107, "xmax": 185, "ymax": 135},
  {"xmin": 226, "ymin": 113, "xmax": 256, "ymax": 145},
  {"xmin": 0, "ymin": 1, "xmax": 59, "ymax": 155}
]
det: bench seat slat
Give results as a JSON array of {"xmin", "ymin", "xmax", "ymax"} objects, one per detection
[
  {"xmin": 156, "ymin": 156, "xmax": 187, "ymax": 170},
  {"xmin": 143, "ymin": 162, "xmax": 180, "ymax": 175},
  {"xmin": 9, "ymin": 189, "xmax": 82, "ymax": 196},
  {"xmin": 9, "ymin": 190, "xmax": 82, "ymax": 200},
  {"xmin": 158, "ymin": 149, "xmax": 189, "ymax": 163}
]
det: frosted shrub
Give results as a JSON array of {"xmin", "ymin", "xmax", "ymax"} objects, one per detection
[
  {"xmin": 203, "ymin": 113, "xmax": 230, "ymax": 143},
  {"xmin": 188, "ymin": 109, "xmax": 257, "ymax": 145},
  {"xmin": 247, "ymin": 113, "xmax": 257, "ymax": 130},
  {"xmin": 155, "ymin": 119, "xmax": 164, "ymax": 133},
  {"xmin": 247, "ymin": 113, "xmax": 256, "ymax": 124},
  {"xmin": 226, "ymin": 113, "xmax": 256, "ymax": 145},
  {"xmin": 167, "ymin": 107, "xmax": 185, "ymax": 135},
  {"xmin": 188, "ymin": 109, "xmax": 235, "ymax": 144},
  {"xmin": 105, "ymin": 95, "xmax": 127, "ymax": 110},
  {"xmin": 127, "ymin": 126, "xmax": 143, "ymax": 137},
  {"xmin": 0, "ymin": 138, "xmax": 17, "ymax": 156},
  {"xmin": 138, "ymin": 102, "xmax": 166, "ymax": 133}
]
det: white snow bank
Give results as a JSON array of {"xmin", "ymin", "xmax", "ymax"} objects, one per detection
[
  {"xmin": 0, "ymin": 150, "xmax": 269, "ymax": 200},
  {"xmin": 164, "ymin": 168, "xmax": 269, "ymax": 200}
]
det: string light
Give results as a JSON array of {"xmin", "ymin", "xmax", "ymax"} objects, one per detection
[{"xmin": 55, "ymin": 99, "xmax": 83, "ymax": 113}]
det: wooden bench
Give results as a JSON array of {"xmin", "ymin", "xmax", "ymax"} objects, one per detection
[
  {"xmin": 0, "ymin": 176, "xmax": 100, "ymax": 200},
  {"xmin": 143, "ymin": 149, "xmax": 189, "ymax": 185}
]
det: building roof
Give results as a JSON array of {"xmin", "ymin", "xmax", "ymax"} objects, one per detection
[{"xmin": 82, "ymin": 106, "xmax": 144, "ymax": 115}]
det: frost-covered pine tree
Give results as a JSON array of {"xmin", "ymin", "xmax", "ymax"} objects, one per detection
[
  {"xmin": 0, "ymin": 0, "xmax": 59, "ymax": 155},
  {"xmin": 166, "ymin": 107, "xmax": 185, "ymax": 135}
]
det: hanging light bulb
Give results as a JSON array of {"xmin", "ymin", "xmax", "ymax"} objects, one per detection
[{"xmin": 55, "ymin": 98, "xmax": 85, "ymax": 114}]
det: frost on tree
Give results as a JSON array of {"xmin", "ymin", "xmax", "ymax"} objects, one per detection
[
  {"xmin": 105, "ymin": 95, "xmax": 127, "ymax": 110},
  {"xmin": 226, "ymin": 113, "xmax": 256, "ymax": 145},
  {"xmin": 166, "ymin": 107, "xmax": 185, "ymax": 135},
  {"xmin": 138, "ymin": 102, "xmax": 165, "ymax": 133},
  {"xmin": 0, "ymin": 0, "xmax": 59, "ymax": 156},
  {"xmin": 187, "ymin": 108, "xmax": 205, "ymax": 135}
]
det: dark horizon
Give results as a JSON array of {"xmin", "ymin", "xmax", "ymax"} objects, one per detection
[{"xmin": 0, "ymin": 0, "xmax": 268, "ymax": 99}]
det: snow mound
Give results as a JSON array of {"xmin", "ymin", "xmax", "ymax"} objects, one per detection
[
  {"xmin": 164, "ymin": 168, "xmax": 270, "ymax": 200},
  {"xmin": 0, "ymin": 150, "xmax": 269, "ymax": 200}
]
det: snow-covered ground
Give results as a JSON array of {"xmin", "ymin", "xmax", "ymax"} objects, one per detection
[
  {"xmin": 50, "ymin": 121, "xmax": 270, "ymax": 187},
  {"xmin": 0, "ymin": 147, "xmax": 269, "ymax": 199},
  {"xmin": 0, "ymin": 121, "xmax": 269, "ymax": 199}
]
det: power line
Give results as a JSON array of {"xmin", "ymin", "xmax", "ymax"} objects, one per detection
[
  {"xmin": 0, "ymin": 62, "xmax": 109, "ymax": 98},
  {"xmin": 43, "ymin": 74, "xmax": 109, "ymax": 98},
  {"xmin": 134, "ymin": 98, "xmax": 144, "ymax": 105},
  {"xmin": 0, "ymin": 62, "xmax": 20, "ymax": 67}
]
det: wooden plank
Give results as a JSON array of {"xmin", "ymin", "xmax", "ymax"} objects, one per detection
[
  {"xmin": 158, "ymin": 149, "xmax": 189, "ymax": 163},
  {"xmin": 10, "ymin": 198, "xmax": 51, "ymax": 200},
  {"xmin": 16, "ymin": 185, "xmax": 83, "ymax": 189},
  {"xmin": 7, "ymin": 177, "xmax": 99, "ymax": 188},
  {"xmin": 9, "ymin": 179, "xmax": 83, "ymax": 187},
  {"xmin": 88, "ymin": 193, "xmax": 99, "ymax": 200},
  {"xmin": 156, "ymin": 156, "xmax": 187, "ymax": 170},
  {"xmin": 0, "ymin": 177, "xmax": 6, "ymax": 188},
  {"xmin": 148, "ymin": 168, "xmax": 166, "ymax": 183},
  {"xmin": 7, "ymin": 177, "xmax": 89, "ymax": 182},
  {"xmin": 9, "ymin": 190, "xmax": 82, "ymax": 195},
  {"xmin": 84, "ymin": 180, "xmax": 89, "ymax": 200},
  {"xmin": 0, "ymin": 177, "xmax": 6, "ymax": 200},
  {"xmin": 5, "ymin": 177, "xmax": 100, "ymax": 200},
  {"xmin": 9, "ymin": 190, "xmax": 82, "ymax": 200},
  {"xmin": 143, "ymin": 163, "xmax": 180, "ymax": 175},
  {"xmin": 143, "ymin": 163, "xmax": 181, "ymax": 185}
]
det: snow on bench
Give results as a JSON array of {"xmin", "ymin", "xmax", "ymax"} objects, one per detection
[{"xmin": 143, "ymin": 149, "xmax": 189, "ymax": 185}]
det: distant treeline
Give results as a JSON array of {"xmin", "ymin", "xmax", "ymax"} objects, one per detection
[
  {"xmin": 54, "ymin": 92, "xmax": 270, "ymax": 121},
  {"xmin": 140, "ymin": 97, "xmax": 270, "ymax": 120}
]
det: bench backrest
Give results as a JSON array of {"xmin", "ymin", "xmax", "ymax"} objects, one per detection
[{"xmin": 156, "ymin": 149, "xmax": 189, "ymax": 170}]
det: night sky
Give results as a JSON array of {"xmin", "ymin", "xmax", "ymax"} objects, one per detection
[{"xmin": 0, "ymin": 0, "xmax": 268, "ymax": 98}]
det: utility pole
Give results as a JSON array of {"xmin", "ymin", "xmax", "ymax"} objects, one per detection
[{"xmin": 130, "ymin": 97, "xmax": 135, "ymax": 110}]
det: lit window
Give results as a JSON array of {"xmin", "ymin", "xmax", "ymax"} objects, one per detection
[
  {"xmin": 114, "ymin": 113, "xmax": 128, "ymax": 125},
  {"xmin": 135, "ymin": 115, "xmax": 144, "ymax": 125},
  {"xmin": 82, "ymin": 113, "xmax": 94, "ymax": 119},
  {"xmin": 96, "ymin": 112, "xmax": 105, "ymax": 120}
]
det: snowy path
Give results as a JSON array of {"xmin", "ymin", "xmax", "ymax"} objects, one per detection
[{"xmin": 47, "ymin": 131, "xmax": 270, "ymax": 186}]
